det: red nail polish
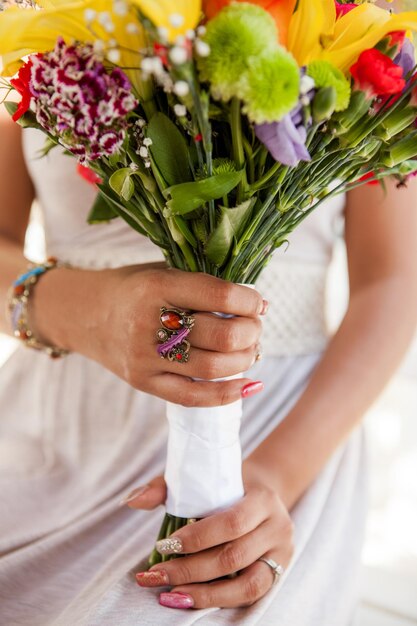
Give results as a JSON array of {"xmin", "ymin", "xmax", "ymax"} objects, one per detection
[
  {"xmin": 241, "ymin": 381, "xmax": 264, "ymax": 398},
  {"xmin": 159, "ymin": 592, "xmax": 194, "ymax": 609},
  {"xmin": 136, "ymin": 569, "xmax": 169, "ymax": 587},
  {"xmin": 260, "ymin": 299, "xmax": 269, "ymax": 316}
]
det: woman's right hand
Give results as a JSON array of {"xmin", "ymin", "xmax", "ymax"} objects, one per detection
[{"xmin": 30, "ymin": 264, "xmax": 267, "ymax": 406}]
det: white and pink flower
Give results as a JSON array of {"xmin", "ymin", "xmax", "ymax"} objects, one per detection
[{"xmin": 27, "ymin": 37, "xmax": 138, "ymax": 163}]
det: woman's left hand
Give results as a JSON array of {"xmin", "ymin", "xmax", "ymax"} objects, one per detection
[{"xmin": 125, "ymin": 469, "xmax": 294, "ymax": 609}]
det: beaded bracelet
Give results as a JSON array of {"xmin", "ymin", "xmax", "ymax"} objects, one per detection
[{"xmin": 7, "ymin": 257, "xmax": 70, "ymax": 359}]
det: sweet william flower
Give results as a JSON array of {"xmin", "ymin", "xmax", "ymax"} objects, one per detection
[
  {"xmin": 350, "ymin": 49, "xmax": 405, "ymax": 98},
  {"xmin": 27, "ymin": 38, "xmax": 138, "ymax": 163},
  {"xmin": 202, "ymin": 0, "xmax": 297, "ymax": 46}
]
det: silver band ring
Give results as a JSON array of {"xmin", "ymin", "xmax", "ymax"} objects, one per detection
[{"xmin": 257, "ymin": 557, "xmax": 285, "ymax": 586}]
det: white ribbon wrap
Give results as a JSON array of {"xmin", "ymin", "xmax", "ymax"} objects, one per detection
[
  {"xmin": 164, "ymin": 285, "xmax": 254, "ymax": 519},
  {"xmin": 165, "ymin": 385, "xmax": 244, "ymax": 518}
]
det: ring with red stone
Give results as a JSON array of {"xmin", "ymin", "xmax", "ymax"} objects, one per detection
[{"xmin": 156, "ymin": 307, "xmax": 195, "ymax": 363}]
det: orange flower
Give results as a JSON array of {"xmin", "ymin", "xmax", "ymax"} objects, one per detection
[{"xmin": 203, "ymin": 0, "xmax": 297, "ymax": 45}]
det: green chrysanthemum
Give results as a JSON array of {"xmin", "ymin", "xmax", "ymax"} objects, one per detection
[
  {"xmin": 197, "ymin": 158, "xmax": 237, "ymax": 178},
  {"xmin": 240, "ymin": 48, "xmax": 300, "ymax": 124},
  {"xmin": 197, "ymin": 3, "xmax": 278, "ymax": 102},
  {"xmin": 307, "ymin": 60, "xmax": 351, "ymax": 112}
]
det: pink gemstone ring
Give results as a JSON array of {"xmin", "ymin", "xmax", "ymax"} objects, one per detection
[{"xmin": 156, "ymin": 307, "xmax": 195, "ymax": 363}]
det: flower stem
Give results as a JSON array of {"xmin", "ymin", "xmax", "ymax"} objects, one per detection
[
  {"xmin": 230, "ymin": 97, "xmax": 248, "ymax": 202},
  {"xmin": 148, "ymin": 514, "xmax": 190, "ymax": 567}
]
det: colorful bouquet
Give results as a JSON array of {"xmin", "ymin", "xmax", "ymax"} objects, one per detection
[{"xmin": 2, "ymin": 0, "xmax": 417, "ymax": 566}]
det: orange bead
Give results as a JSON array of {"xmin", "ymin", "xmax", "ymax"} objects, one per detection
[
  {"xmin": 160, "ymin": 310, "xmax": 183, "ymax": 331},
  {"xmin": 14, "ymin": 284, "xmax": 25, "ymax": 296}
]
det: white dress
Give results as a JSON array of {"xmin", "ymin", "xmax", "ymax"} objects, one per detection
[{"xmin": 0, "ymin": 129, "xmax": 367, "ymax": 626}]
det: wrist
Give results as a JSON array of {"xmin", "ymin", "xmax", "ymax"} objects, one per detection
[
  {"xmin": 243, "ymin": 454, "xmax": 294, "ymax": 510},
  {"xmin": 28, "ymin": 265, "xmax": 113, "ymax": 355}
]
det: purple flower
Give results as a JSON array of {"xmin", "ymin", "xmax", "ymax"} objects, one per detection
[
  {"xmin": 394, "ymin": 37, "xmax": 416, "ymax": 81},
  {"xmin": 28, "ymin": 38, "xmax": 138, "ymax": 163},
  {"xmin": 255, "ymin": 103, "xmax": 311, "ymax": 167},
  {"xmin": 255, "ymin": 71, "xmax": 314, "ymax": 167}
]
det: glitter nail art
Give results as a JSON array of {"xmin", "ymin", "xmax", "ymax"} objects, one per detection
[{"xmin": 155, "ymin": 537, "xmax": 183, "ymax": 555}]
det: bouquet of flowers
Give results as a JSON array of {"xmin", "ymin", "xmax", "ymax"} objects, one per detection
[{"xmin": 2, "ymin": 0, "xmax": 417, "ymax": 565}]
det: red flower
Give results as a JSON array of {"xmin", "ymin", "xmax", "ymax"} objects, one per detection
[
  {"xmin": 153, "ymin": 42, "xmax": 169, "ymax": 66},
  {"xmin": 350, "ymin": 49, "xmax": 405, "ymax": 98},
  {"xmin": 335, "ymin": 2, "xmax": 357, "ymax": 19},
  {"xmin": 386, "ymin": 30, "xmax": 406, "ymax": 51},
  {"xmin": 76, "ymin": 164, "xmax": 103, "ymax": 186},
  {"xmin": 359, "ymin": 171, "xmax": 380, "ymax": 186},
  {"xmin": 10, "ymin": 58, "xmax": 34, "ymax": 122}
]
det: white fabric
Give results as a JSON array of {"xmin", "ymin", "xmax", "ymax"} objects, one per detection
[
  {"xmin": 0, "ymin": 130, "xmax": 366, "ymax": 625},
  {"xmin": 165, "ymin": 392, "xmax": 244, "ymax": 518}
]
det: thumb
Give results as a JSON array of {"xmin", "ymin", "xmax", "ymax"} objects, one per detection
[{"xmin": 121, "ymin": 475, "xmax": 167, "ymax": 510}]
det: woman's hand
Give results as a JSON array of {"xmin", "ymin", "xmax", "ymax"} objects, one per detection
[
  {"xmin": 30, "ymin": 264, "xmax": 267, "ymax": 406},
  {"xmin": 125, "ymin": 468, "xmax": 294, "ymax": 609}
]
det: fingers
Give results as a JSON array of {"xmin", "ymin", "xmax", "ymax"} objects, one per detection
[
  {"xmin": 166, "ymin": 557, "xmax": 277, "ymax": 609},
  {"xmin": 160, "ymin": 490, "xmax": 268, "ymax": 555},
  {"xmin": 163, "ymin": 271, "xmax": 267, "ymax": 319},
  {"xmin": 190, "ymin": 313, "xmax": 262, "ymax": 353},
  {"xmin": 145, "ymin": 520, "xmax": 275, "ymax": 586},
  {"xmin": 152, "ymin": 374, "xmax": 263, "ymax": 407},
  {"xmin": 122, "ymin": 476, "xmax": 167, "ymax": 509},
  {"xmin": 163, "ymin": 344, "xmax": 257, "ymax": 380}
]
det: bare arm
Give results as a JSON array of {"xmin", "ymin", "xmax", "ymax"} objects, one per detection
[
  {"xmin": 0, "ymin": 106, "xmax": 34, "ymax": 333},
  {"xmin": 244, "ymin": 177, "xmax": 417, "ymax": 509}
]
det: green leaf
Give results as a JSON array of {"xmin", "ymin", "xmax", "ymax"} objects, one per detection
[
  {"xmin": 109, "ymin": 168, "xmax": 135, "ymax": 201},
  {"xmin": 164, "ymin": 171, "xmax": 243, "ymax": 216},
  {"xmin": 36, "ymin": 136, "xmax": 58, "ymax": 158},
  {"xmin": 206, "ymin": 199, "xmax": 255, "ymax": 266},
  {"xmin": 147, "ymin": 112, "xmax": 192, "ymax": 187},
  {"xmin": 108, "ymin": 151, "xmax": 123, "ymax": 168},
  {"xmin": 173, "ymin": 216, "xmax": 197, "ymax": 248},
  {"xmin": 167, "ymin": 217, "xmax": 198, "ymax": 272},
  {"xmin": 4, "ymin": 102, "xmax": 43, "ymax": 130},
  {"xmin": 87, "ymin": 193, "xmax": 119, "ymax": 223},
  {"xmin": 96, "ymin": 185, "xmax": 148, "ymax": 236},
  {"xmin": 97, "ymin": 185, "xmax": 169, "ymax": 248}
]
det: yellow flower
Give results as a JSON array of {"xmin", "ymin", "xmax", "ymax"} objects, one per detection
[
  {"xmin": 0, "ymin": 0, "xmax": 149, "ymax": 98},
  {"xmin": 288, "ymin": 0, "xmax": 417, "ymax": 73},
  {"xmin": 131, "ymin": 0, "xmax": 201, "ymax": 42}
]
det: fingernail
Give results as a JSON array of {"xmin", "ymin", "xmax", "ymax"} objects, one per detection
[
  {"xmin": 119, "ymin": 485, "xmax": 150, "ymax": 506},
  {"xmin": 260, "ymin": 299, "xmax": 269, "ymax": 316},
  {"xmin": 241, "ymin": 381, "xmax": 264, "ymax": 398},
  {"xmin": 136, "ymin": 569, "xmax": 169, "ymax": 587},
  {"xmin": 159, "ymin": 592, "xmax": 194, "ymax": 609},
  {"xmin": 155, "ymin": 536, "xmax": 183, "ymax": 555}
]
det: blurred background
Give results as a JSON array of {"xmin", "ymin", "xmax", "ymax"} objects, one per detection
[{"xmin": 0, "ymin": 212, "xmax": 416, "ymax": 625}]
